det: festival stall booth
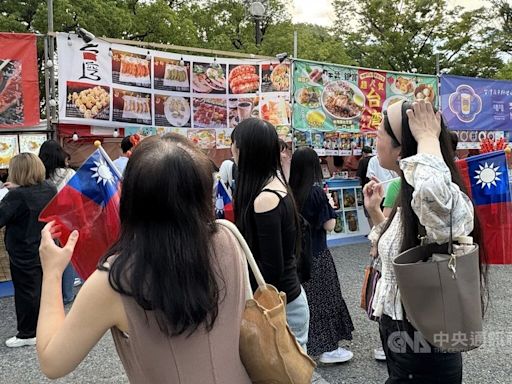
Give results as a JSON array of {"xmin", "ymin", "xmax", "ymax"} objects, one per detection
[
  {"xmin": 440, "ymin": 75, "xmax": 512, "ymax": 264},
  {"xmin": 56, "ymin": 35, "xmax": 448, "ymax": 243},
  {"xmin": 0, "ymin": 33, "xmax": 51, "ymax": 283},
  {"xmin": 55, "ymin": 33, "xmax": 292, "ymax": 168},
  {"xmin": 291, "ymin": 59, "xmax": 440, "ymax": 242}
]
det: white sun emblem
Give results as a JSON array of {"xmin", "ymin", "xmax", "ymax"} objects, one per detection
[
  {"xmin": 90, "ymin": 158, "xmax": 115, "ymax": 186},
  {"xmin": 474, "ymin": 162, "xmax": 502, "ymax": 189}
]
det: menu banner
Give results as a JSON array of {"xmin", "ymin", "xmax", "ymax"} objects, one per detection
[
  {"xmin": 292, "ymin": 60, "xmax": 438, "ymax": 134},
  {"xmin": 57, "ymin": 34, "xmax": 291, "ymax": 147},
  {"xmin": 441, "ymin": 75, "xmax": 512, "ymax": 131},
  {"xmin": 0, "ymin": 33, "xmax": 40, "ymax": 128}
]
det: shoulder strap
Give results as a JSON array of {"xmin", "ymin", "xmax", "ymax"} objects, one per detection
[
  {"xmin": 216, "ymin": 219, "xmax": 266, "ymax": 299},
  {"xmin": 261, "ymin": 188, "xmax": 285, "ymax": 200}
]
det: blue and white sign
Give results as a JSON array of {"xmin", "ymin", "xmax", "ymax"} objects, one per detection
[{"xmin": 441, "ymin": 75, "xmax": 512, "ymax": 131}]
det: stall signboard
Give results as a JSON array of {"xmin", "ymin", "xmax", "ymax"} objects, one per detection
[
  {"xmin": 57, "ymin": 34, "xmax": 291, "ymax": 147},
  {"xmin": 441, "ymin": 75, "xmax": 512, "ymax": 131},
  {"xmin": 19, "ymin": 133, "xmax": 48, "ymax": 154},
  {"xmin": 0, "ymin": 33, "xmax": 40, "ymax": 128},
  {"xmin": 0, "ymin": 135, "xmax": 19, "ymax": 168},
  {"xmin": 292, "ymin": 60, "xmax": 438, "ymax": 136}
]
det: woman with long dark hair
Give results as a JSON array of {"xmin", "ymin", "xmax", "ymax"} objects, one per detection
[
  {"xmin": 39, "ymin": 140, "xmax": 78, "ymax": 304},
  {"xmin": 364, "ymin": 100, "xmax": 487, "ymax": 383},
  {"xmin": 36, "ymin": 135, "xmax": 251, "ymax": 382},
  {"xmin": 289, "ymin": 147, "xmax": 354, "ymax": 363},
  {"xmin": 231, "ymin": 118, "xmax": 309, "ymax": 350}
]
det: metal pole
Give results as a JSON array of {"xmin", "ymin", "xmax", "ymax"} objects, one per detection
[
  {"xmin": 47, "ymin": 0, "xmax": 56, "ymax": 138},
  {"xmin": 255, "ymin": 18, "xmax": 261, "ymax": 46},
  {"xmin": 44, "ymin": 37, "xmax": 51, "ymax": 131},
  {"xmin": 435, "ymin": 53, "xmax": 440, "ymax": 77},
  {"xmin": 293, "ymin": 30, "xmax": 298, "ymax": 58}
]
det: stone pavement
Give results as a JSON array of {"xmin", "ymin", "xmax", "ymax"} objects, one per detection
[{"xmin": 1, "ymin": 242, "xmax": 511, "ymax": 383}]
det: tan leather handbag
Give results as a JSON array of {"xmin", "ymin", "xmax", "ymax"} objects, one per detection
[
  {"xmin": 216, "ymin": 219, "xmax": 316, "ymax": 384},
  {"xmin": 392, "ymin": 214, "xmax": 483, "ymax": 352}
]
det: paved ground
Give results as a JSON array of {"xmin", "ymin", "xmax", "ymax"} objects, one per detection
[{"xmin": 0, "ymin": 242, "xmax": 511, "ymax": 383}]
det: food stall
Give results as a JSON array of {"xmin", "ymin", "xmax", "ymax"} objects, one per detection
[
  {"xmin": 325, "ymin": 178, "xmax": 370, "ymax": 244},
  {"xmin": 55, "ymin": 33, "xmax": 292, "ymax": 167}
]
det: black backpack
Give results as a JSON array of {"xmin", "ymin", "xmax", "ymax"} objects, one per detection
[{"xmin": 297, "ymin": 214, "xmax": 313, "ymax": 283}]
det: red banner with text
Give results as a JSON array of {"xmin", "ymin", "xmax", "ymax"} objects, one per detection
[{"xmin": 0, "ymin": 33, "xmax": 40, "ymax": 128}]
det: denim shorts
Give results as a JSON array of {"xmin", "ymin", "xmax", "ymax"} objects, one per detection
[{"xmin": 286, "ymin": 286, "xmax": 310, "ymax": 352}]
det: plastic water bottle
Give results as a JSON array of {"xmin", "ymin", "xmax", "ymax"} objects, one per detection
[{"xmin": 452, "ymin": 236, "xmax": 476, "ymax": 256}]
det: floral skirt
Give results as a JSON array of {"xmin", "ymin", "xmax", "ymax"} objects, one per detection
[{"xmin": 302, "ymin": 248, "xmax": 354, "ymax": 356}]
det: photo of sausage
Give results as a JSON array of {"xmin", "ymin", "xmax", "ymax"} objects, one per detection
[{"xmin": 228, "ymin": 64, "xmax": 260, "ymax": 94}]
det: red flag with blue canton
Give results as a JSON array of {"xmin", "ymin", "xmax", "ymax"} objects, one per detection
[
  {"xmin": 457, "ymin": 151, "xmax": 512, "ymax": 264},
  {"xmin": 39, "ymin": 147, "xmax": 121, "ymax": 279},
  {"xmin": 215, "ymin": 178, "xmax": 234, "ymax": 222}
]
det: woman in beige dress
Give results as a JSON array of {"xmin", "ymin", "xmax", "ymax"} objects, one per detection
[{"xmin": 36, "ymin": 135, "xmax": 251, "ymax": 383}]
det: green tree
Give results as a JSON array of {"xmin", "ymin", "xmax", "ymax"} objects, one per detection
[{"xmin": 332, "ymin": 0, "xmax": 505, "ymax": 77}]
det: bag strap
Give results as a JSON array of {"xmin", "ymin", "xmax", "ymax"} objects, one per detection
[
  {"xmin": 216, "ymin": 219, "xmax": 266, "ymax": 300},
  {"xmin": 417, "ymin": 198, "xmax": 454, "ymax": 253}
]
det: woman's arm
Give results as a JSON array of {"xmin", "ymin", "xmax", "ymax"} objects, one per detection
[
  {"xmin": 37, "ymin": 222, "xmax": 128, "ymax": 379},
  {"xmin": 323, "ymin": 218, "xmax": 336, "ymax": 232},
  {"xmin": 403, "ymin": 101, "xmax": 473, "ymax": 242}
]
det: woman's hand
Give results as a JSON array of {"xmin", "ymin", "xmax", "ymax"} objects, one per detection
[
  {"xmin": 3, "ymin": 182, "xmax": 19, "ymax": 190},
  {"xmin": 406, "ymin": 100, "xmax": 443, "ymax": 157},
  {"xmin": 39, "ymin": 221, "xmax": 79, "ymax": 278},
  {"xmin": 326, "ymin": 191, "xmax": 336, "ymax": 209},
  {"xmin": 405, "ymin": 100, "xmax": 441, "ymax": 142},
  {"xmin": 363, "ymin": 178, "xmax": 384, "ymax": 213}
]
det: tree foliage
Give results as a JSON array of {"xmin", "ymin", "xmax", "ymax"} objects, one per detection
[
  {"xmin": 0, "ymin": 0, "xmax": 510, "ymax": 79},
  {"xmin": 332, "ymin": 0, "xmax": 509, "ymax": 78}
]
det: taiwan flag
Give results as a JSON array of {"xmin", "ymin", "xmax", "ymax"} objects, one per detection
[
  {"xmin": 457, "ymin": 151, "xmax": 512, "ymax": 264},
  {"xmin": 40, "ymin": 147, "xmax": 121, "ymax": 279},
  {"xmin": 215, "ymin": 178, "xmax": 234, "ymax": 222}
]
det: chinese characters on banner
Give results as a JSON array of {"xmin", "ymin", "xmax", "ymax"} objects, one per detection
[
  {"xmin": 441, "ymin": 74, "xmax": 512, "ymax": 131},
  {"xmin": 57, "ymin": 33, "xmax": 291, "ymax": 149},
  {"xmin": 0, "ymin": 33, "xmax": 40, "ymax": 128},
  {"xmin": 292, "ymin": 60, "xmax": 438, "ymax": 155},
  {"xmin": 358, "ymin": 70, "xmax": 386, "ymax": 131}
]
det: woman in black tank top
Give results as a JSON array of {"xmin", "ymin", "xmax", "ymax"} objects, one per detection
[{"xmin": 231, "ymin": 118, "xmax": 310, "ymax": 351}]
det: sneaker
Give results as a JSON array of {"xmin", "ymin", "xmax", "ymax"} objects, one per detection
[
  {"xmin": 319, "ymin": 347, "xmax": 353, "ymax": 364},
  {"xmin": 73, "ymin": 278, "xmax": 82, "ymax": 287},
  {"xmin": 5, "ymin": 336, "xmax": 36, "ymax": 348},
  {"xmin": 374, "ymin": 346, "xmax": 386, "ymax": 361}
]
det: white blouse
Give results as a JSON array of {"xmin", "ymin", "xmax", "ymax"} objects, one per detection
[{"xmin": 369, "ymin": 153, "xmax": 474, "ymax": 320}]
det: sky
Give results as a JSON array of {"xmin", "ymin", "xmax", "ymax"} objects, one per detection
[{"xmin": 291, "ymin": 0, "xmax": 489, "ymax": 27}]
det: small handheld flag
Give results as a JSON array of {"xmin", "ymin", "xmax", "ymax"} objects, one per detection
[
  {"xmin": 215, "ymin": 178, "xmax": 234, "ymax": 222},
  {"xmin": 39, "ymin": 143, "xmax": 122, "ymax": 279}
]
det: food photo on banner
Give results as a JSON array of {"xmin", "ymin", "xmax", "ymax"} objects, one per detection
[
  {"xmin": 0, "ymin": 33, "xmax": 40, "ymax": 128},
  {"xmin": 441, "ymin": 74, "xmax": 512, "ymax": 131},
  {"xmin": 56, "ymin": 33, "xmax": 292, "ymax": 145},
  {"xmin": 292, "ymin": 59, "xmax": 438, "ymax": 136}
]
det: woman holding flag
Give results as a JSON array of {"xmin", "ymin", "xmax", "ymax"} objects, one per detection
[{"xmin": 36, "ymin": 136, "xmax": 251, "ymax": 382}]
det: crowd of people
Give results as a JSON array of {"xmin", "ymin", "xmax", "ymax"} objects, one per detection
[{"xmin": 0, "ymin": 100, "xmax": 487, "ymax": 384}]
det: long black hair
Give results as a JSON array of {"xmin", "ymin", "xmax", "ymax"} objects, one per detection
[
  {"xmin": 232, "ymin": 118, "xmax": 300, "ymax": 250},
  {"xmin": 289, "ymin": 147, "xmax": 323, "ymax": 212},
  {"xmin": 39, "ymin": 140, "xmax": 68, "ymax": 179},
  {"xmin": 381, "ymin": 101, "xmax": 488, "ymax": 312},
  {"xmin": 100, "ymin": 135, "xmax": 222, "ymax": 336}
]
